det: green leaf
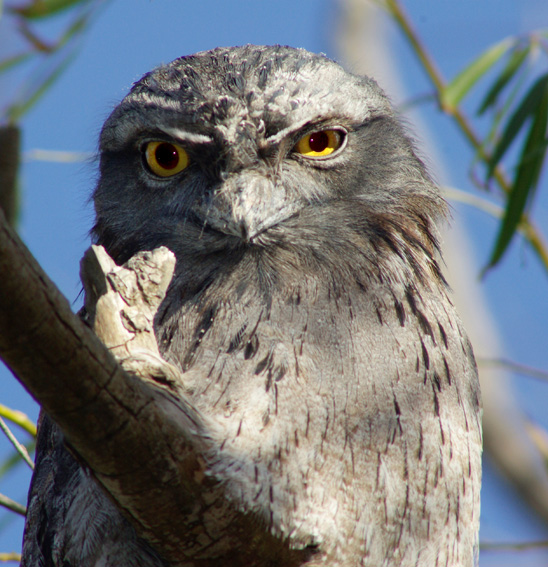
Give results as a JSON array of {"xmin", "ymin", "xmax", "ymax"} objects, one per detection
[
  {"xmin": 486, "ymin": 79, "xmax": 548, "ymax": 270},
  {"xmin": 478, "ymin": 44, "xmax": 531, "ymax": 115},
  {"xmin": 57, "ymin": 8, "xmax": 92, "ymax": 47},
  {"xmin": 7, "ymin": 47, "xmax": 78, "ymax": 122},
  {"xmin": 10, "ymin": 0, "xmax": 90, "ymax": 20},
  {"xmin": 3, "ymin": 3, "xmax": 99, "ymax": 121},
  {"xmin": 0, "ymin": 52, "xmax": 33, "ymax": 74},
  {"xmin": 441, "ymin": 37, "xmax": 515, "ymax": 111},
  {"xmin": 0, "ymin": 404, "xmax": 36, "ymax": 437},
  {"xmin": 486, "ymin": 73, "xmax": 548, "ymax": 180}
]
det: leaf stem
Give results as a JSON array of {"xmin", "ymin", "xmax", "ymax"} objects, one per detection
[
  {"xmin": 0, "ymin": 417, "xmax": 34, "ymax": 469},
  {"xmin": 0, "ymin": 493, "xmax": 26, "ymax": 516}
]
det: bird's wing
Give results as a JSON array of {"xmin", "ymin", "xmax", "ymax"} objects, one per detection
[{"xmin": 21, "ymin": 412, "xmax": 166, "ymax": 567}]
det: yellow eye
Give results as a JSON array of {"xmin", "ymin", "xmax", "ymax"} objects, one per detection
[
  {"xmin": 144, "ymin": 141, "xmax": 189, "ymax": 177},
  {"xmin": 294, "ymin": 129, "xmax": 343, "ymax": 157}
]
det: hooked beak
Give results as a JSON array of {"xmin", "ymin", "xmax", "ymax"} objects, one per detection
[{"xmin": 195, "ymin": 171, "xmax": 299, "ymax": 243}]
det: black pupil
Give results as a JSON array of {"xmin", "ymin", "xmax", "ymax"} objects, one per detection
[
  {"xmin": 155, "ymin": 143, "xmax": 179, "ymax": 169},
  {"xmin": 308, "ymin": 131, "xmax": 329, "ymax": 153}
]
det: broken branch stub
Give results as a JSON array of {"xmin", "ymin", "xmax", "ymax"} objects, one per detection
[
  {"xmin": 79, "ymin": 245, "xmax": 313, "ymax": 566},
  {"xmin": 81, "ymin": 245, "xmax": 181, "ymax": 384}
]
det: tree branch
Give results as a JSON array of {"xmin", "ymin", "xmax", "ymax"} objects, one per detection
[
  {"xmin": 0, "ymin": 208, "xmax": 313, "ymax": 566},
  {"xmin": 0, "ymin": 125, "xmax": 20, "ymax": 226}
]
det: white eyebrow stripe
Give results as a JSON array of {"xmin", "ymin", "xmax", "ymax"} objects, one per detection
[
  {"xmin": 161, "ymin": 128, "xmax": 214, "ymax": 145},
  {"xmin": 265, "ymin": 119, "xmax": 314, "ymax": 145}
]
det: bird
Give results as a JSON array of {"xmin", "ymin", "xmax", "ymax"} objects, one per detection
[{"xmin": 21, "ymin": 45, "xmax": 482, "ymax": 566}]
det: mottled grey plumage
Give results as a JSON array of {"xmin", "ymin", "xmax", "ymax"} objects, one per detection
[{"xmin": 22, "ymin": 45, "xmax": 481, "ymax": 566}]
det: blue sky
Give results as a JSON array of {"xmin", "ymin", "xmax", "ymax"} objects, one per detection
[{"xmin": 1, "ymin": 1, "xmax": 548, "ymax": 564}]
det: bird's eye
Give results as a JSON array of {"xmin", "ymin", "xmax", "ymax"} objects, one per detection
[
  {"xmin": 294, "ymin": 129, "xmax": 344, "ymax": 158},
  {"xmin": 144, "ymin": 141, "xmax": 189, "ymax": 177}
]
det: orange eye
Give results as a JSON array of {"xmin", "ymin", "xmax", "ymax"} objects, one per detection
[
  {"xmin": 294, "ymin": 129, "xmax": 343, "ymax": 157},
  {"xmin": 144, "ymin": 141, "xmax": 189, "ymax": 177}
]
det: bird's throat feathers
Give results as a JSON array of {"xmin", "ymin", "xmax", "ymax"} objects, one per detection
[{"xmin": 152, "ymin": 197, "xmax": 448, "ymax": 332}]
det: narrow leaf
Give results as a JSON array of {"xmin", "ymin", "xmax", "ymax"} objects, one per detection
[
  {"xmin": 486, "ymin": 81, "xmax": 548, "ymax": 270},
  {"xmin": 478, "ymin": 45, "xmax": 531, "ymax": 114},
  {"xmin": 486, "ymin": 73, "xmax": 548, "ymax": 180},
  {"xmin": 442, "ymin": 37, "xmax": 515, "ymax": 111},
  {"xmin": 7, "ymin": 48, "xmax": 77, "ymax": 122},
  {"xmin": 0, "ymin": 52, "xmax": 33, "ymax": 74},
  {"xmin": 10, "ymin": 0, "xmax": 90, "ymax": 20},
  {"xmin": 0, "ymin": 404, "xmax": 36, "ymax": 437},
  {"xmin": 57, "ymin": 8, "xmax": 93, "ymax": 47}
]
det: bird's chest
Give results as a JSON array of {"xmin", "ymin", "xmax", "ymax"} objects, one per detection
[
  {"xmin": 156, "ymin": 277, "xmax": 481, "ymax": 562},
  {"xmin": 157, "ymin": 280, "xmax": 474, "ymax": 457}
]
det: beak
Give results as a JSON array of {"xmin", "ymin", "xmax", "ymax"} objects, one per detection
[{"xmin": 195, "ymin": 171, "xmax": 299, "ymax": 242}]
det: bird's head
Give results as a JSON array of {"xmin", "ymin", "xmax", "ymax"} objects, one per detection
[{"xmin": 93, "ymin": 45, "xmax": 446, "ymax": 289}]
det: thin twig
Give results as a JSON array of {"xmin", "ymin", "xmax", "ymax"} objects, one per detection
[
  {"xmin": 0, "ymin": 493, "xmax": 26, "ymax": 516},
  {"xmin": 481, "ymin": 539, "xmax": 548, "ymax": 551},
  {"xmin": 383, "ymin": 0, "xmax": 548, "ymax": 275},
  {"xmin": 383, "ymin": 0, "xmax": 499, "ymax": 166},
  {"xmin": 397, "ymin": 91, "xmax": 437, "ymax": 114},
  {"xmin": 0, "ymin": 552, "xmax": 21, "ymax": 563},
  {"xmin": 442, "ymin": 187, "xmax": 548, "ymax": 263},
  {"xmin": 478, "ymin": 357, "xmax": 548, "ymax": 383},
  {"xmin": 0, "ymin": 417, "xmax": 34, "ymax": 469},
  {"xmin": 0, "ymin": 552, "xmax": 22, "ymax": 563},
  {"xmin": 24, "ymin": 149, "xmax": 94, "ymax": 163},
  {"xmin": 442, "ymin": 186, "xmax": 505, "ymax": 220}
]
